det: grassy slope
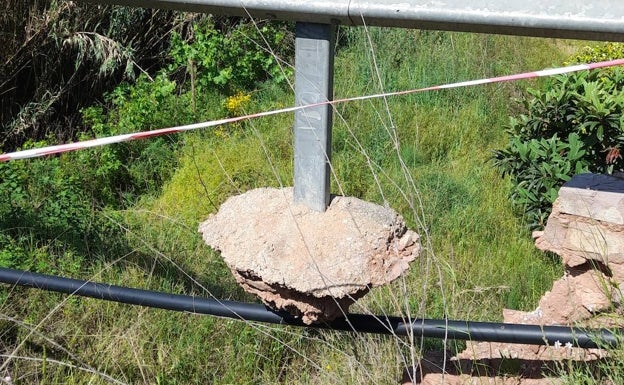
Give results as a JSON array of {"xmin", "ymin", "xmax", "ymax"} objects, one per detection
[{"xmin": 2, "ymin": 29, "xmax": 587, "ymax": 384}]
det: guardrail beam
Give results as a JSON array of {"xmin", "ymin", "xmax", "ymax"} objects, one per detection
[{"xmin": 85, "ymin": 0, "xmax": 624, "ymax": 41}]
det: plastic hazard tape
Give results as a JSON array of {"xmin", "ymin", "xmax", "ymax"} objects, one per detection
[{"xmin": 2, "ymin": 58, "xmax": 624, "ymax": 162}]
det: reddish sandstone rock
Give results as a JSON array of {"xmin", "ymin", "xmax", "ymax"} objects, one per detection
[
  {"xmin": 532, "ymin": 173, "xmax": 624, "ymax": 320},
  {"xmin": 409, "ymin": 174, "xmax": 623, "ymax": 385},
  {"xmin": 534, "ymin": 173, "xmax": 624, "ymax": 283}
]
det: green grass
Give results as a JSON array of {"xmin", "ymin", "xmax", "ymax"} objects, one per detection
[{"xmin": 1, "ymin": 28, "xmax": 613, "ymax": 384}]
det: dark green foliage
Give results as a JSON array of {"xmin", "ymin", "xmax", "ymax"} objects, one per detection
[
  {"xmin": 0, "ymin": 157, "xmax": 89, "ymax": 237},
  {"xmin": 0, "ymin": 2, "xmax": 190, "ymax": 151},
  {"xmin": 0, "ymin": 140, "xmax": 173, "ymax": 270},
  {"xmin": 79, "ymin": 74, "xmax": 182, "ymax": 205},
  {"xmin": 0, "ymin": 74, "xmax": 183, "ymax": 270},
  {"xmin": 494, "ymin": 133, "xmax": 590, "ymax": 228},
  {"xmin": 169, "ymin": 19, "xmax": 293, "ymax": 92},
  {"xmin": 0, "ymin": 155, "xmax": 110, "ymax": 271},
  {"xmin": 494, "ymin": 68, "xmax": 624, "ymax": 229}
]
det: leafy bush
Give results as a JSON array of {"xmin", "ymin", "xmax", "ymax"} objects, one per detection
[
  {"xmin": 567, "ymin": 42, "xmax": 624, "ymax": 65},
  {"xmin": 0, "ymin": 154, "xmax": 102, "ymax": 270},
  {"xmin": 79, "ymin": 73, "xmax": 183, "ymax": 205},
  {"xmin": 0, "ymin": 73, "xmax": 183, "ymax": 270},
  {"xmin": 494, "ymin": 67, "xmax": 624, "ymax": 229},
  {"xmin": 169, "ymin": 19, "xmax": 293, "ymax": 92},
  {"xmin": 0, "ymin": 154, "xmax": 90, "ymax": 234}
]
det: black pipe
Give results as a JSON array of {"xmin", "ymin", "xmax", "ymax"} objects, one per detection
[{"xmin": 0, "ymin": 267, "xmax": 620, "ymax": 348}]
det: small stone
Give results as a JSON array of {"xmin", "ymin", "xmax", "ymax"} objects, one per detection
[{"xmin": 398, "ymin": 230, "xmax": 418, "ymax": 251}]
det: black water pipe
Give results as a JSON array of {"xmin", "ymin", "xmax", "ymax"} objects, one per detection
[{"xmin": 0, "ymin": 267, "xmax": 620, "ymax": 348}]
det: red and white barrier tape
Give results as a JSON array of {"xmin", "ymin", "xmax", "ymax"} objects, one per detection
[{"xmin": 2, "ymin": 58, "xmax": 624, "ymax": 162}]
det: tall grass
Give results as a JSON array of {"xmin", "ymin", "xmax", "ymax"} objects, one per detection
[{"xmin": 1, "ymin": 26, "xmax": 598, "ymax": 384}]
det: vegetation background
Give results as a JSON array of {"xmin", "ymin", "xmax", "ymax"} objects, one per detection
[{"xmin": 1, "ymin": 1, "xmax": 623, "ymax": 384}]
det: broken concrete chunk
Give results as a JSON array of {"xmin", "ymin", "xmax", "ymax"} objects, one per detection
[
  {"xmin": 199, "ymin": 187, "xmax": 420, "ymax": 324},
  {"xmin": 407, "ymin": 173, "xmax": 624, "ymax": 385},
  {"xmin": 528, "ymin": 173, "xmax": 624, "ymax": 324},
  {"xmin": 557, "ymin": 173, "xmax": 624, "ymax": 224},
  {"xmin": 534, "ymin": 174, "xmax": 624, "ymax": 281}
]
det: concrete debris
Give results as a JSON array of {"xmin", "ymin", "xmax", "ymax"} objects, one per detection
[
  {"xmin": 407, "ymin": 174, "xmax": 624, "ymax": 385},
  {"xmin": 533, "ymin": 173, "xmax": 624, "ymax": 321},
  {"xmin": 199, "ymin": 187, "xmax": 420, "ymax": 324},
  {"xmin": 404, "ymin": 337, "xmax": 607, "ymax": 385}
]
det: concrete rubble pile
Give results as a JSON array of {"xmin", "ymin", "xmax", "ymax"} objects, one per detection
[
  {"xmin": 409, "ymin": 173, "xmax": 624, "ymax": 385},
  {"xmin": 199, "ymin": 187, "xmax": 420, "ymax": 324}
]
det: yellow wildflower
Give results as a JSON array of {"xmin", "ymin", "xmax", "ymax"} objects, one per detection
[{"xmin": 224, "ymin": 91, "xmax": 252, "ymax": 116}]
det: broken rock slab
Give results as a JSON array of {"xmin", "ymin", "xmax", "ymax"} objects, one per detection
[
  {"xmin": 535, "ymin": 173, "xmax": 624, "ymax": 274},
  {"xmin": 533, "ymin": 173, "xmax": 624, "ymax": 319},
  {"xmin": 199, "ymin": 187, "xmax": 420, "ymax": 324},
  {"xmin": 409, "ymin": 174, "xmax": 622, "ymax": 385}
]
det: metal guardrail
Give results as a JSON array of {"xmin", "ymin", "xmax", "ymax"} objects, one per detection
[
  {"xmin": 84, "ymin": 1, "xmax": 624, "ymax": 210},
  {"xmin": 87, "ymin": 0, "xmax": 624, "ymax": 41}
]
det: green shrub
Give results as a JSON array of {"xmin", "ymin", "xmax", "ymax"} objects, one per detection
[
  {"xmin": 169, "ymin": 19, "xmax": 293, "ymax": 92},
  {"xmin": 0, "ymin": 153, "xmax": 100, "ymax": 270},
  {"xmin": 567, "ymin": 42, "xmax": 624, "ymax": 65},
  {"xmin": 494, "ymin": 66, "xmax": 624, "ymax": 229},
  {"xmin": 79, "ymin": 73, "xmax": 182, "ymax": 205},
  {"xmin": 0, "ymin": 73, "xmax": 184, "ymax": 268},
  {"xmin": 0, "ymin": 155, "xmax": 91, "ymax": 236},
  {"xmin": 494, "ymin": 133, "xmax": 590, "ymax": 228}
]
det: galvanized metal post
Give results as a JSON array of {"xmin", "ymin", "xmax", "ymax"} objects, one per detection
[{"xmin": 293, "ymin": 22, "xmax": 335, "ymax": 212}]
